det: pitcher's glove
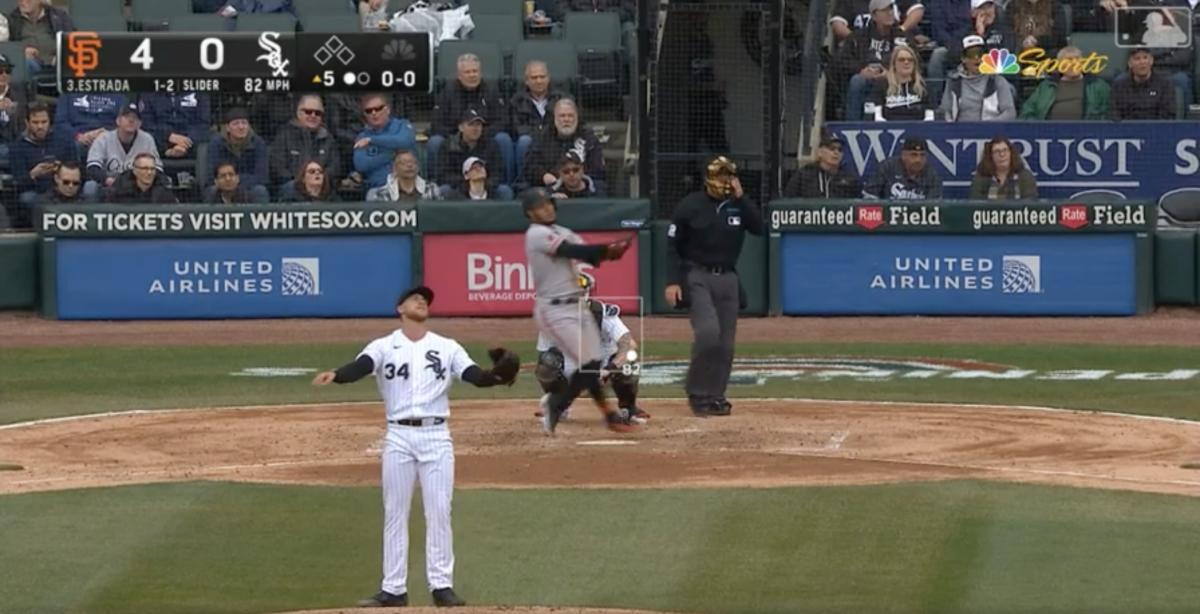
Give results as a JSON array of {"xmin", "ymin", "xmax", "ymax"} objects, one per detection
[{"xmin": 487, "ymin": 347, "xmax": 521, "ymax": 386}]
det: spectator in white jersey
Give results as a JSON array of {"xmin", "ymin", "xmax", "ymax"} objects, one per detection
[{"xmin": 84, "ymin": 104, "xmax": 161, "ymax": 202}]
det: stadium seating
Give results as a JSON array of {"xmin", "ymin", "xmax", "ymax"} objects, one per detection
[
  {"xmin": 564, "ymin": 12, "xmax": 624, "ymax": 103},
  {"xmin": 299, "ymin": 14, "xmax": 362, "ymax": 33},
  {"xmin": 513, "ymin": 40, "xmax": 579, "ymax": 89},
  {"xmin": 470, "ymin": 14, "xmax": 525, "ymax": 58},
  {"xmin": 468, "ymin": 0, "xmax": 524, "ymax": 17},
  {"xmin": 0, "ymin": 0, "xmax": 14, "ymax": 14},
  {"xmin": 235, "ymin": 13, "xmax": 298, "ymax": 33},
  {"xmin": 0, "ymin": 42, "xmax": 30, "ymax": 84},
  {"xmin": 69, "ymin": 0, "xmax": 125, "ymax": 18},
  {"xmin": 131, "ymin": 0, "xmax": 193, "ymax": 30},
  {"xmin": 1159, "ymin": 188, "xmax": 1200, "ymax": 225},
  {"xmin": 436, "ymin": 40, "xmax": 505, "ymax": 86},
  {"xmin": 72, "ymin": 15, "xmax": 130, "ymax": 34},
  {"xmin": 1069, "ymin": 189, "xmax": 1128, "ymax": 202},
  {"xmin": 169, "ymin": 14, "xmax": 234, "ymax": 33},
  {"xmin": 293, "ymin": 0, "xmax": 356, "ymax": 17}
]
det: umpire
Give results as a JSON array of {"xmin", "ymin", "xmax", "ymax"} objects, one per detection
[{"xmin": 664, "ymin": 156, "xmax": 764, "ymax": 417}]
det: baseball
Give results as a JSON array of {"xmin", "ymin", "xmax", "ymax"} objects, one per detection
[{"xmin": 625, "ymin": 349, "xmax": 639, "ymax": 363}]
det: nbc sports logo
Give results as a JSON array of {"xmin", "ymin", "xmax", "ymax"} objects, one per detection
[
  {"xmin": 281, "ymin": 258, "xmax": 321, "ymax": 296},
  {"xmin": 1001, "ymin": 255, "xmax": 1041, "ymax": 294},
  {"xmin": 980, "ymin": 49, "xmax": 1020, "ymax": 75}
]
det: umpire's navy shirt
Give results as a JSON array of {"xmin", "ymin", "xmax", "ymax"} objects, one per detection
[{"xmin": 666, "ymin": 190, "xmax": 764, "ymax": 285}]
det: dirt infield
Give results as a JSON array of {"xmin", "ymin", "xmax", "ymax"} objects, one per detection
[
  {"xmin": 4, "ymin": 309, "xmax": 1200, "ymax": 347},
  {"xmin": 2, "ymin": 399, "xmax": 1199, "ymax": 497}
]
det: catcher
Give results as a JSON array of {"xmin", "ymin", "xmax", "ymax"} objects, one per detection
[
  {"xmin": 534, "ymin": 272, "xmax": 650, "ymax": 425},
  {"xmin": 311, "ymin": 285, "xmax": 519, "ymax": 608}
]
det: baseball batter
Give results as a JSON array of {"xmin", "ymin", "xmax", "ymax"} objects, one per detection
[
  {"xmin": 521, "ymin": 187, "xmax": 639, "ymax": 435},
  {"xmin": 535, "ymin": 273, "xmax": 649, "ymax": 423},
  {"xmin": 312, "ymin": 285, "xmax": 519, "ymax": 609}
]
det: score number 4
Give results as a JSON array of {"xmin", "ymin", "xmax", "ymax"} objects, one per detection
[{"xmin": 129, "ymin": 37, "xmax": 225, "ymax": 71}]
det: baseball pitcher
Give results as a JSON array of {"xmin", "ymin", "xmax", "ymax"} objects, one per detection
[{"xmin": 521, "ymin": 187, "xmax": 639, "ymax": 435}]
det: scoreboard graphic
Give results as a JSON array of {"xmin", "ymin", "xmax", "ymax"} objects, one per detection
[{"xmin": 57, "ymin": 31, "xmax": 433, "ymax": 94}]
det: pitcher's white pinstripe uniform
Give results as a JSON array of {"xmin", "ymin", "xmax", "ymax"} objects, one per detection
[{"xmin": 358, "ymin": 329, "xmax": 476, "ymax": 597}]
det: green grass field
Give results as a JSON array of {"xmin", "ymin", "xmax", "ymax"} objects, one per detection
[{"xmin": 3, "ymin": 341, "xmax": 1200, "ymax": 613}]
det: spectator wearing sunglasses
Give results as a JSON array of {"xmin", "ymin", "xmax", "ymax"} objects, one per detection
[
  {"xmin": 293, "ymin": 159, "xmax": 340, "ymax": 202},
  {"xmin": 349, "ymin": 92, "xmax": 415, "ymax": 190},
  {"xmin": 270, "ymin": 95, "xmax": 340, "ymax": 200},
  {"xmin": 107, "ymin": 152, "xmax": 178, "ymax": 204},
  {"xmin": 548, "ymin": 151, "xmax": 602, "ymax": 199},
  {"xmin": 39, "ymin": 161, "xmax": 84, "ymax": 204},
  {"xmin": 939, "ymin": 34, "xmax": 1016, "ymax": 121}
]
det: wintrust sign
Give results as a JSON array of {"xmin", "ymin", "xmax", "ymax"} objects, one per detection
[{"xmin": 423, "ymin": 232, "xmax": 641, "ymax": 316}]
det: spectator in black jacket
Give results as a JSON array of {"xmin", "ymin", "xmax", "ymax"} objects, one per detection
[
  {"xmin": 11, "ymin": 101, "xmax": 72, "ymax": 208},
  {"xmin": 38, "ymin": 161, "xmax": 84, "ymax": 204},
  {"xmin": 435, "ymin": 108, "xmax": 511, "ymax": 200},
  {"xmin": 0, "ymin": 54, "xmax": 30, "ymax": 154},
  {"xmin": 784, "ymin": 133, "xmax": 863, "ymax": 198},
  {"xmin": 9, "ymin": 0, "xmax": 74, "ymax": 75},
  {"xmin": 444, "ymin": 156, "xmax": 504, "ymax": 200},
  {"xmin": 208, "ymin": 107, "xmax": 270, "ymax": 203},
  {"xmin": 837, "ymin": 0, "xmax": 909, "ymax": 120},
  {"xmin": 868, "ymin": 45, "xmax": 935, "ymax": 121},
  {"xmin": 511, "ymin": 60, "xmax": 568, "ymax": 185},
  {"xmin": 830, "ymin": 0, "xmax": 924, "ymax": 43},
  {"xmin": 522, "ymin": 98, "xmax": 605, "ymax": 193},
  {"xmin": 1110, "ymin": 47, "xmax": 1178, "ymax": 119},
  {"xmin": 549, "ymin": 150, "xmax": 604, "ymax": 199},
  {"xmin": 269, "ymin": 95, "xmax": 340, "ymax": 199},
  {"xmin": 863, "ymin": 136, "xmax": 943, "ymax": 200},
  {"xmin": 107, "ymin": 153, "xmax": 179, "ymax": 204},
  {"xmin": 293, "ymin": 158, "xmax": 340, "ymax": 202},
  {"xmin": 1114, "ymin": 3, "xmax": 1193, "ymax": 108},
  {"xmin": 205, "ymin": 162, "xmax": 260, "ymax": 204},
  {"xmin": 138, "ymin": 93, "xmax": 212, "ymax": 159},
  {"xmin": 429, "ymin": 53, "xmax": 511, "ymax": 183}
]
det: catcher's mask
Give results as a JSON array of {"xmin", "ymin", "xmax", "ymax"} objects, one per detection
[{"xmin": 705, "ymin": 156, "xmax": 738, "ymax": 198}]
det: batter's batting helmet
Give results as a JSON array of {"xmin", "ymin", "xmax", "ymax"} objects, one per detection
[{"xmin": 521, "ymin": 187, "xmax": 557, "ymax": 213}]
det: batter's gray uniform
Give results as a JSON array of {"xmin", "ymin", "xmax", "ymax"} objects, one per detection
[{"xmin": 525, "ymin": 223, "xmax": 604, "ymax": 370}]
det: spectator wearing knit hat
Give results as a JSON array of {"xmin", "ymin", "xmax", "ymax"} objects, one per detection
[{"xmin": 208, "ymin": 107, "xmax": 271, "ymax": 202}]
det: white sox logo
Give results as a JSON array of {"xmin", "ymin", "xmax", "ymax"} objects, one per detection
[{"xmin": 425, "ymin": 350, "xmax": 446, "ymax": 380}]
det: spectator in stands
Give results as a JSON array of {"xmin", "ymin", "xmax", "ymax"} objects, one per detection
[
  {"xmin": 108, "ymin": 152, "xmax": 178, "ymax": 204},
  {"xmin": 38, "ymin": 160, "xmax": 83, "ymax": 204},
  {"xmin": 138, "ymin": 93, "xmax": 212, "ymax": 159},
  {"xmin": 511, "ymin": 61, "xmax": 567, "ymax": 184},
  {"xmin": 360, "ymin": 0, "xmax": 391, "ymax": 31},
  {"xmin": 0, "ymin": 14, "xmax": 9, "ymax": 42},
  {"xmin": 0, "ymin": 54, "xmax": 29, "ymax": 153},
  {"xmin": 864, "ymin": 136, "xmax": 943, "ymax": 200},
  {"xmin": 56, "ymin": 93, "xmax": 128, "ymax": 159},
  {"xmin": 1110, "ymin": 47, "xmax": 1178, "ymax": 119},
  {"xmin": 830, "ymin": 0, "xmax": 924, "ymax": 44},
  {"xmin": 868, "ymin": 45, "xmax": 936, "ymax": 120},
  {"xmin": 969, "ymin": 136, "xmax": 1038, "ymax": 200},
  {"xmin": 429, "ymin": 54, "xmax": 511, "ymax": 182},
  {"xmin": 523, "ymin": 98, "xmax": 605, "ymax": 193},
  {"xmin": 435, "ymin": 108, "xmax": 509, "ymax": 199},
  {"xmin": 205, "ymin": 161, "xmax": 259, "ymax": 204},
  {"xmin": 85, "ymin": 105, "xmax": 161, "ymax": 202},
  {"xmin": 837, "ymin": 0, "xmax": 909, "ymax": 121},
  {"xmin": 209, "ymin": 107, "xmax": 270, "ymax": 203},
  {"xmin": 293, "ymin": 159, "xmax": 340, "ymax": 202},
  {"xmin": 270, "ymin": 95, "xmax": 340, "ymax": 200},
  {"xmin": 549, "ymin": 150, "xmax": 604, "ymax": 199},
  {"xmin": 445, "ymin": 156, "xmax": 502, "ymax": 201},
  {"xmin": 12, "ymin": 101, "xmax": 72, "ymax": 207},
  {"xmin": 928, "ymin": 0, "xmax": 1012, "ymax": 80},
  {"xmin": 1019, "ymin": 46, "xmax": 1111, "ymax": 119},
  {"xmin": 330, "ymin": 93, "xmax": 400, "ymax": 179},
  {"xmin": 349, "ymin": 93, "xmax": 416, "ymax": 191},
  {"xmin": 218, "ymin": 0, "xmax": 296, "ymax": 17},
  {"xmin": 939, "ymin": 35, "xmax": 1017, "ymax": 120},
  {"xmin": 783, "ymin": 133, "xmax": 863, "ymax": 198},
  {"xmin": 9, "ymin": 0, "xmax": 74, "ymax": 75},
  {"xmin": 1115, "ymin": 4, "xmax": 1194, "ymax": 108},
  {"xmin": 1008, "ymin": 0, "xmax": 1068, "ymax": 56},
  {"xmin": 366, "ymin": 149, "xmax": 441, "ymax": 202}
]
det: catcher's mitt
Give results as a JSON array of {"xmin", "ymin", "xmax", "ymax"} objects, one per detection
[{"xmin": 487, "ymin": 347, "xmax": 521, "ymax": 386}]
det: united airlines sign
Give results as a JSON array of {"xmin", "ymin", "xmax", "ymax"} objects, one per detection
[{"xmin": 830, "ymin": 121, "xmax": 1199, "ymax": 202}]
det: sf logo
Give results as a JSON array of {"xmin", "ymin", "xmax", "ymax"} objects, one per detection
[{"xmin": 67, "ymin": 32, "xmax": 102, "ymax": 78}]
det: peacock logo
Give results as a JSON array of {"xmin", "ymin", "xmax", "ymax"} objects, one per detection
[{"xmin": 980, "ymin": 48, "xmax": 1020, "ymax": 75}]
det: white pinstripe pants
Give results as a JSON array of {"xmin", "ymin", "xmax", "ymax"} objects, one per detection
[{"xmin": 380, "ymin": 423, "xmax": 455, "ymax": 595}]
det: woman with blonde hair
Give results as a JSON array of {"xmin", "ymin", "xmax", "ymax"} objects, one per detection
[
  {"xmin": 969, "ymin": 136, "xmax": 1039, "ymax": 201},
  {"xmin": 867, "ymin": 45, "xmax": 935, "ymax": 121}
]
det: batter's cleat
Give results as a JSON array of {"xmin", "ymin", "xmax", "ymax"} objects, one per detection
[
  {"xmin": 357, "ymin": 590, "xmax": 408, "ymax": 607},
  {"xmin": 605, "ymin": 411, "xmax": 642, "ymax": 433},
  {"xmin": 712, "ymin": 398, "xmax": 733, "ymax": 416},
  {"xmin": 431, "ymin": 587, "xmax": 466, "ymax": 607},
  {"xmin": 623, "ymin": 405, "xmax": 651, "ymax": 424}
]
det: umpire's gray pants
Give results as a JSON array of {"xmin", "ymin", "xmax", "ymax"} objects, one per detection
[{"xmin": 685, "ymin": 268, "xmax": 739, "ymax": 400}]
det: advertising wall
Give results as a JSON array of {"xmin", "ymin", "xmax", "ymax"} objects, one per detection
[
  {"xmin": 56, "ymin": 236, "xmax": 412, "ymax": 319},
  {"xmin": 780, "ymin": 234, "xmax": 1137, "ymax": 315},
  {"xmin": 423, "ymin": 232, "xmax": 642, "ymax": 316},
  {"xmin": 829, "ymin": 121, "xmax": 1199, "ymax": 202}
]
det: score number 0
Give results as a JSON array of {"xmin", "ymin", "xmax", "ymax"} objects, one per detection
[{"xmin": 129, "ymin": 37, "xmax": 224, "ymax": 71}]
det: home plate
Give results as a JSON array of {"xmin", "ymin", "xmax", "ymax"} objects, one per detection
[{"xmin": 576, "ymin": 440, "xmax": 640, "ymax": 446}]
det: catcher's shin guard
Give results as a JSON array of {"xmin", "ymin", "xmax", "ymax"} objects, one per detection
[
  {"xmin": 550, "ymin": 360, "xmax": 606, "ymax": 415},
  {"xmin": 535, "ymin": 348, "xmax": 569, "ymax": 395},
  {"xmin": 608, "ymin": 369, "xmax": 639, "ymax": 410}
]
